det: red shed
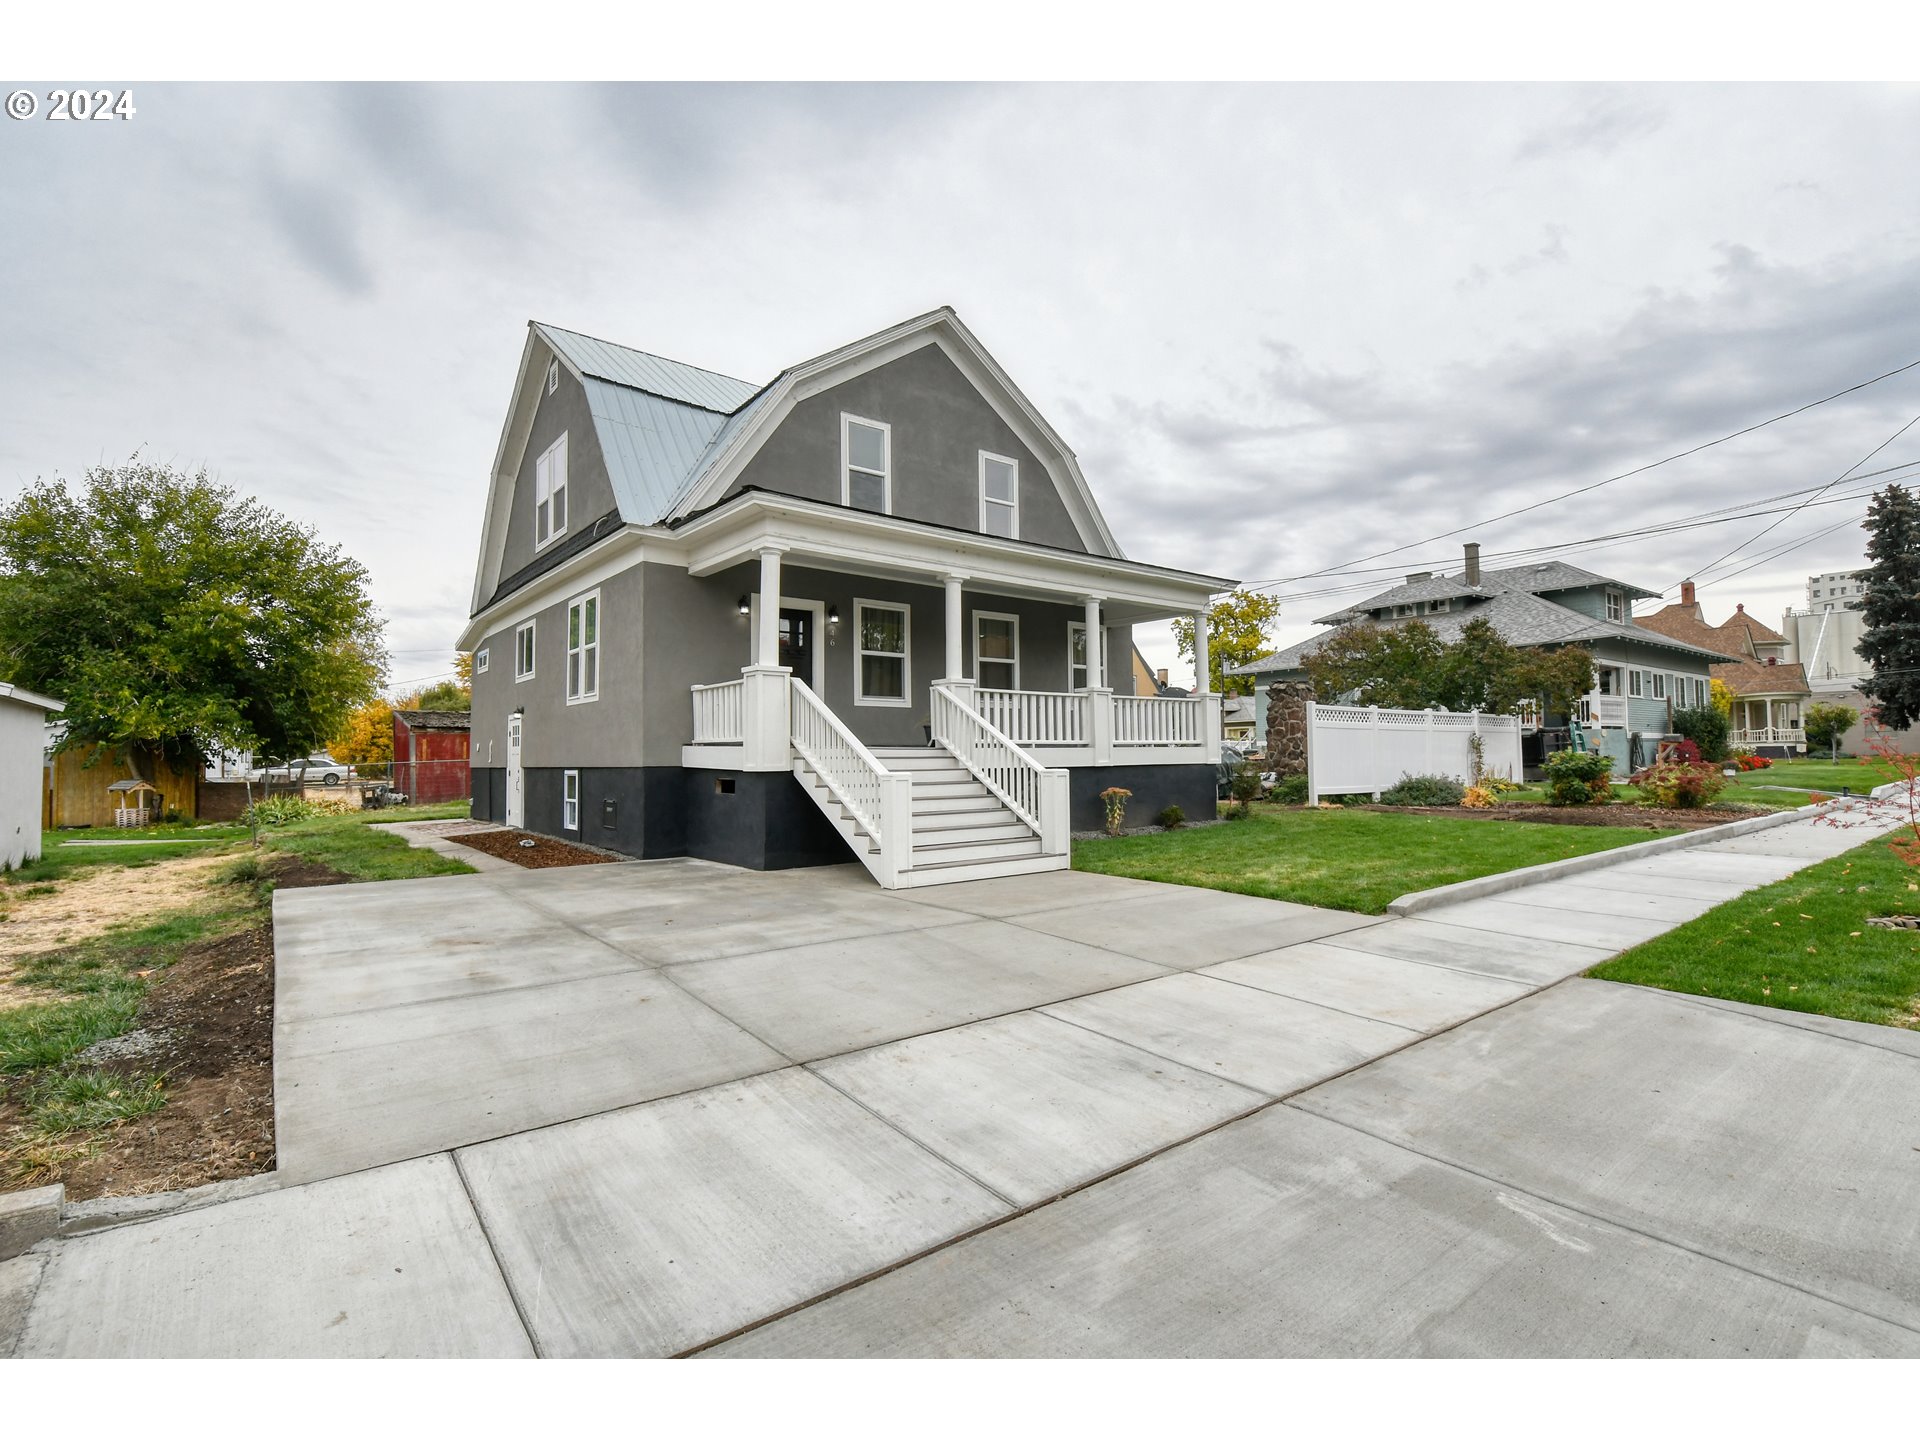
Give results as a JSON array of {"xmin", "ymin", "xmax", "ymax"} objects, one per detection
[{"xmin": 392, "ymin": 709, "xmax": 472, "ymax": 805}]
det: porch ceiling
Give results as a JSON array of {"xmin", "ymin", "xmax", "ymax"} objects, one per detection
[{"xmin": 675, "ymin": 492, "xmax": 1234, "ymax": 623}]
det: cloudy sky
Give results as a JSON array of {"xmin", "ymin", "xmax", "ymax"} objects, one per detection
[{"xmin": 3, "ymin": 82, "xmax": 1918, "ymax": 690}]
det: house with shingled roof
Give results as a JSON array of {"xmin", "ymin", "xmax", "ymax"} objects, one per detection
[
  {"xmin": 458, "ymin": 309, "xmax": 1233, "ymax": 887},
  {"xmin": 1225, "ymin": 544, "xmax": 1728, "ymax": 776},
  {"xmin": 1635, "ymin": 580, "xmax": 1811, "ymax": 755}
]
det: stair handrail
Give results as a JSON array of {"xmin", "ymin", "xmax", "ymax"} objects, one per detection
[
  {"xmin": 789, "ymin": 677, "xmax": 894, "ymax": 848},
  {"xmin": 930, "ymin": 684, "xmax": 1069, "ymax": 853}
]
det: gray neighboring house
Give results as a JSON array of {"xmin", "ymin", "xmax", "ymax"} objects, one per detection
[
  {"xmin": 0, "ymin": 682, "xmax": 62, "ymax": 871},
  {"xmin": 1226, "ymin": 546, "xmax": 1727, "ymax": 776},
  {"xmin": 460, "ymin": 308, "xmax": 1232, "ymax": 887}
]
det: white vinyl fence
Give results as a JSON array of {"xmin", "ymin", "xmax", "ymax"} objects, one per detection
[{"xmin": 1306, "ymin": 702, "xmax": 1523, "ymax": 804}]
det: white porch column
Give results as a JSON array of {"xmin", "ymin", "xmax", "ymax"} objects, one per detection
[
  {"xmin": 1192, "ymin": 607, "xmax": 1211, "ymax": 694},
  {"xmin": 942, "ymin": 574, "xmax": 967, "ymax": 683},
  {"xmin": 740, "ymin": 545, "xmax": 792, "ymax": 771},
  {"xmin": 1083, "ymin": 595, "xmax": 1112, "ymax": 764},
  {"xmin": 755, "ymin": 546, "xmax": 784, "ymax": 668},
  {"xmin": 1083, "ymin": 596, "xmax": 1105, "ymax": 690}
]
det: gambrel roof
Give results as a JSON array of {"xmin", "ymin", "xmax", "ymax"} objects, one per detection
[{"xmin": 471, "ymin": 309, "xmax": 1124, "ymax": 614}]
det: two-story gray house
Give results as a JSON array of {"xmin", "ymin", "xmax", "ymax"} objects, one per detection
[
  {"xmin": 1226, "ymin": 547, "xmax": 1728, "ymax": 776},
  {"xmin": 459, "ymin": 309, "xmax": 1233, "ymax": 887}
]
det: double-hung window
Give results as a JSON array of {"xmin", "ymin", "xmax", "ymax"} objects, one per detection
[
  {"xmin": 535, "ymin": 433, "xmax": 569, "ymax": 549},
  {"xmin": 566, "ymin": 590, "xmax": 599, "ymax": 704},
  {"xmin": 1068, "ymin": 621, "xmax": 1108, "ymax": 691},
  {"xmin": 855, "ymin": 600, "xmax": 909, "ymax": 705},
  {"xmin": 979, "ymin": 452, "xmax": 1018, "ymax": 538},
  {"xmin": 562, "ymin": 770, "xmax": 580, "ymax": 831},
  {"xmin": 1628, "ymin": 669, "xmax": 1644, "ymax": 698},
  {"xmin": 475, "ymin": 647, "xmax": 489, "ymax": 675},
  {"xmin": 1651, "ymin": 672, "xmax": 1667, "ymax": 700},
  {"xmin": 1605, "ymin": 589, "xmax": 1623, "ymax": 622},
  {"xmin": 842, "ymin": 415, "xmax": 891, "ymax": 515},
  {"xmin": 514, "ymin": 621, "xmax": 535, "ymax": 681},
  {"xmin": 974, "ymin": 612, "xmax": 1019, "ymax": 690}
]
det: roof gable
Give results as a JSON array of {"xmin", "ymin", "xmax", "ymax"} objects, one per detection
[{"xmin": 534, "ymin": 323, "xmax": 761, "ymax": 413}]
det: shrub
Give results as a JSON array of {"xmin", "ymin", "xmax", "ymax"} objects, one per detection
[
  {"xmin": 244, "ymin": 795, "xmax": 318, "ymax": 827},
  {"xmin": 1631, "ymin": 760, "xmax": 1729, "ymax": 809},
  {"xmin": 1667, "ymin": 737, "xmax": 1702, "ymax": 764},
  {"xmin": 1541, "ymin": 749, "xmax": 1616, "ymax": 806},
  {"xmin": 1098, "ymin": 786, "xmax": 1131, "ymax": 836},
  {"xmin": 1271, "ymin": 773, "xmax": 1309, "ymax": 805},
  {"xmin": 1378, "ymin": 774, "xmax": 1466, "ymax": 807},
  {"xmin": 1460, "ymin": 784, "xmax": 1497, "ymax": 808},
  {"xmin": 1228, "ymin": 765, "xmax": 1264, "ymax": 810},
  {"xmin": 1727, "ymin": 749, "xmax": 1772, "ymax": 772},
  {"xmin": 1155, "ymin": 804, "xmax": 1186, "ymax": 830},
  {"xmin": 1670, "ymin": 704, "xmax": 1730, "ymax": 763}
]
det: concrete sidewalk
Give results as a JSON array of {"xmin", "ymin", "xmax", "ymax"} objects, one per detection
[{"xmin": 8, "ymin": 802, "xmax": 1916, "ymax": 1358}]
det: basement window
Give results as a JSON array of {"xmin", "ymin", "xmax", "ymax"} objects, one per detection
[{"xmin": 562, "ymin": 770, "xmax": 580, "ymax": 830}]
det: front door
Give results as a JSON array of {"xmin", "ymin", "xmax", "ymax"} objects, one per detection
[
  {"xmin": 505, "ymin": 712, "xmax": 524, "ymax": 827},
  {"xmin": 779, "ymin": 608, "xmax": 816, "ymax": 690}
]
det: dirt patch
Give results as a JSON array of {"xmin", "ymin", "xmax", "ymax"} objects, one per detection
[
  {"xmin": 450, "ymin": 829, "xmax": 621, "ymax": 868},
  {"xmin": 0, "ymin": 852, "xmax": 350, "ymax": 1201},
  {"xmin": 1353, "ymin": 802, "xmax": 1754, "ymax": 831},
  {"xmin": 0, "ymin": 851, "xmax": 242, "ymax": 993}
]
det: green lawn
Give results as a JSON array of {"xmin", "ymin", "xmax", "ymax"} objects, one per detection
[
  {"xmin": 13, "ymin": 826, "xmax": 251, "ymax": 883},
  {"xmin": 1592, "ymin": 832, "xmax": 1920, "ymax": 1028},
  {"xmin": 1073, "ymin": 805, "xmax": 1681, "ymax": 914},
  {"xmin": 251, "ymin": 802, "xmax": 474, "ymax": 881}
]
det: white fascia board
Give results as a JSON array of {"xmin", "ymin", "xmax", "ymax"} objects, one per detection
[
  {"xmin": 472, "ymin": 326, "xmax": 554, "ymax": 614},
  {"xmin": 667, "ymin": 309, "xmax": 1125, "ymax": 560},
  {"xmin": 675, "ymin": 497, "xmax": 1230, "ymax": 617},
  {"xmin": 457, "ymin": 527, "xmax": 683, "ymax": 650},
  {"xmin": 0, "ymin": 683, "xmax": 64, "ymax": 712}
]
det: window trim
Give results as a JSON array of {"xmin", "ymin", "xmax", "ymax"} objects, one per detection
[
  {"xmin": 1605, "ymin": 588, "xmax": 1623, "ymax": 623},
  {"xmin": 534, "ymin": 432, "xmax": 569, "ymax": 551},
  {"xmin": 514, "ymin": 621, "xmax": 535, "ymax": 682},
  {"xmin": 840, "ymin": 414, "xmax": 892, "ymax": 515},
  {"xmin": 973, "ymin": 610, "xmax": 1021, "ymax": 691},
  {"xmin": 1628, "ymin": 669, "xmax": 1644, "ymax": 698},
  {"xmin": 566, "ymin": 589, "xmax": 600, "ymax": 705},
  {"xmin": 562, "ymin": 769, "xmax": 580, "ymax": 831},
  {"xmin": 853, "ymin": 598, "xmax": 910, "ymax": 707},
  {"xmin": 1651, "ymin": 672, "xmax": 1667, "ymax": 701},
  {"xmin": 978, "ymin": 450, "xmax": 1019, "ymax": 539},
  {"xmin": 1067, "ymin": 620, "xmax": 1108, "ymax": 692},
  {"xmin": 475, "ymin": 647, "xmax": 489, "ymax": 675}
]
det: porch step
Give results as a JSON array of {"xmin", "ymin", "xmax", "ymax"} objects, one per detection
[
  {"xmin": 870, "ymin": 748, "xmax": 962, "ymax": 772},
  {"xmin": 894, "ymin": 852, "xmax": 1069, "ymax": 887},
  {"xmin": 907, "ymin": 834, "xmax": 1042, "ymax": 866},
  {"xmin": 912, "ymin": 792, "xmax": 1002, "ymax": 816},
  {"xmin": 908, "ymin": 814, "xmax": 1033, "ymax": 844}
]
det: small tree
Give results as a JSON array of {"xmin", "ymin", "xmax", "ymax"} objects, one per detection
[
  {"xmin": 1671, "ymin": 704, "xmax": 1731, "ymax": 763},
  {"xmin": 1304, "ymin": 621, "xmax": 1448, "ymax": 709},
  {"xmin": 332, "ymin": 698, "xmax": 396, "ymax": 770},
  {"xmin": 1172, "ymin": 590, "xmax": 1283, "ymax": 696},
  {"xmin": 1859, "ymin": 484, "xmax": 1920, "ymax": 728},
  {"xmin": 1804, "ymin": 701, "xmax": 1857, "ymax": 758},
  {"xmin": 1708, "ymin": 677, "xmax": 1734, "ymax": 717}
]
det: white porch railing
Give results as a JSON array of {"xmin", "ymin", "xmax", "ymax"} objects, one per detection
[
  {"xmin": 975, "ymin": 688, "xmax": 1090, "ymax": 746},
  {"xmin": 931, "ymin": 685, "xmax": 1068, "ymax": 853},
  {"xmin": 1577, "ymin": 694, "xmax": 1629, "ymax": 729},
  {"xmin": 691, "ymin": 678, "xmax": 746, "ymax": 743},
  {"xmin": 1732, "ymin": 726, "xmax": 1806, "ymax": 747},
  {"xmin": 790, "ymin": 678, "xmax": 914, "ymax": 880},
  {"xmin": 1113, "ymin": 694, "xmax": 1205, "ymax": 747}
]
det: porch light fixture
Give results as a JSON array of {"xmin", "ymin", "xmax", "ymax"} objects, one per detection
[
  {"xmin": 737, "ymin": 594, "xmax": 750, "ymax": 615},
  {"xmin": 827, "ymin": 604, "xmax": 840, "ymax": 628}
]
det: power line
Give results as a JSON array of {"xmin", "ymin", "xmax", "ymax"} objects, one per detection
[{"xmin": 1251, "ymin": 355, "xmax": 1920, "ymax": 589}]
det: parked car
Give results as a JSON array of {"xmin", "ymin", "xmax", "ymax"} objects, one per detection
[{"xmin": 250, "ymin": 753, "xmax": 352, "ymax": 786}]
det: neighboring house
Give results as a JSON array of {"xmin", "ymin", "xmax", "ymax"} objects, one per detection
[
  {"xmin": 1, "ymin": 684, "xmax": 63, "ymax": 868},
  {"xmin": 393, "ymin": 709, "xmax": 472, "ymax": 804},
  {"xmin": 459, "ymin": 308, "xmax": 1232, "ymax": 887},
  {"xmin": 1636, "ymin": 581, "xmax": 1810, "ymax": 756},
  {"xmin": 1222, "ymin": 695, "xmax": 1258, "ymax": 741},
  {"xmin": 1128, "ymin": 642, "xmax": 1162, "ymax": 697},
  {"xmin": 1225, "ymin": 544, "xmax": 1725, "ymax": 776}
]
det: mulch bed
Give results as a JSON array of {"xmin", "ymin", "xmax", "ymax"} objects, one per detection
[
  {"xmin": 449, "ymin": 829, "xmax": 622, "ymax": 868},
  {"xmin": 1355, "ymin": 802, "xmax": 1756, "ymax": 831},
  {"xmin": 0, "ymin": 852, "xmax": 348, "ymax": 1203}
]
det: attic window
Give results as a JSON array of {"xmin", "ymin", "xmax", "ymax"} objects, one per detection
[
  {"xmin": 535, "ymin": 432, "xmax": 569, "ymax": 549},
  {"xmin": 1605, "ymin": 588, "xmax": 1623, "ymax": 622},
  {"xmin": 546, "ymin": 359, "xmax": 560, "ymax": 395},
  {"xmin": 979, "ymin": 452, "xmax": 1018, "ymax": 538},
  {"xmin": 1428, "ymin": 598, "xmax": 1449, "ymax": 614},
  {"xmin": 841, "ymin": 414, "xmax": 891, "ymax": 515}
]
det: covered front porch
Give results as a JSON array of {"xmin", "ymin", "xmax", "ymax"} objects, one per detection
[
  {"xmin": 1730, "ymin": 695, "xmax": 1806, "ymax": 753},
  {"xmin": 668, "ymin": 494, "xmax": 1230, "ymax": 887}
]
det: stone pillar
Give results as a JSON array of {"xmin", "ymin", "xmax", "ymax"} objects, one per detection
[{"xmin": 1264, "ymin": 679, "xmax": 1313, "ymax": 776}]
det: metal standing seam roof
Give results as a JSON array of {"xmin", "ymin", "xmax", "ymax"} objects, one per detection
[{"xmin": 535, "ymin": 323, "xmax": 762, "ymax": 413}]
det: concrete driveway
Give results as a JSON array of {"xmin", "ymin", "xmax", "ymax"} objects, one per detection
[{"xmin": 11, "ymin": 808, "xmax": 1920, "ymax": 1358}]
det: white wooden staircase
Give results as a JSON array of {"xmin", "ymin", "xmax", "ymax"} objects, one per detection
[{"xmin": 787, "ymin": 680, "xmax": 1070, "ymax": 888}]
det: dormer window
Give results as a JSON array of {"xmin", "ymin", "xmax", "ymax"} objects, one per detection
[
  {"xmin": 979, "ymin": 452, "xmax": 1018, "ymax": 538},
  {"xmin": 1428, "ymin": 598, "xmax": 1449, "ymax": 614},
  {"xmin": 534, "ymin": 432, "xmax": 568, "ymax": 549},
  {"xmin": 1605, "ymin": 588, "xmax": 1623, "ymax": 622},
  {"xmin": 841, "ymin": 414, "xmax": 891, "ymax": 515}
]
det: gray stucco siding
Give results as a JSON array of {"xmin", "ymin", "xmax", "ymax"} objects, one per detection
[
  {"xmin": 497, "ymin": 344, "xmax": 621, "ymax": 583},
  {"xmin": 467, "ymin": 562, "xmax": 646, "ymax": 772},
  {"xmin": 724, "ymin": 343, "xmax": 1092, "ymax": 553}
]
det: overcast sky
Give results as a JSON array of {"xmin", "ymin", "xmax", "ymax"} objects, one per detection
[{"xmin": 3, "ymin": 82, "xmax": 1918, "ymax": 690}]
